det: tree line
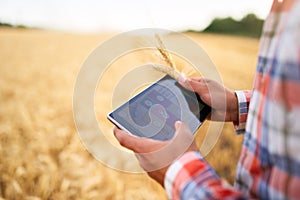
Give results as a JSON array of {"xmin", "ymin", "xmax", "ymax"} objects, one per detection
[
  {"xmin": 187, "ymin": 13, "xmax": 264, "ymax": 38},
  {"xmin": 0, "ymin": 22, "xmax": 27, "ymax": 29}
]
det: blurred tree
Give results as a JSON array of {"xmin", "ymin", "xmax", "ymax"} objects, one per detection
[
  {"xmin": 186, "ymin": 13, "xmax": 264, "ymax": 38},
  {"xmin": 0, "ymin": 22, "xmax": 27, "ymax": 29},
  {"xmin": 203, "ymin": 13, "xmax": 264, "ymax": 38},
  {"xmin": 0, "ymin": 22, "xmax": 13, "ymax": 27}
]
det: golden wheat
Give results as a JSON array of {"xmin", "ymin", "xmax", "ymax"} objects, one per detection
[
  {"xmin": 152, "ymin": 34, "xmax": 188, "ymax": 81},
  {"xmin": 0, "ymin": 28, "xmax": 258, "ymax": 199}
]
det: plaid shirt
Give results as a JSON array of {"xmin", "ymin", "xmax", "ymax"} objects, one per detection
[{"xmin": 164, "ymin": 0, "xmax": 300, "ymax": 199}]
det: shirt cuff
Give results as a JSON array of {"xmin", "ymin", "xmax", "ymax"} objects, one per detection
[
  {"xmin": 234, "ymin": 90, "xmax": 251, "ymax": 134},
  {"xmin": 164, "ymin": 151, "xmax": 205, "ymax": 199}
]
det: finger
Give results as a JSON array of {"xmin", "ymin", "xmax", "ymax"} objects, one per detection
[
  {"xmin": 178, "ymin": 77, "xmax": 195, "ymax": 91},
  {"xmin": 174, "ymin": 120, "xmax": 182, "ymax": 131},
  {"xmin": 178, "ymin": 74, "xmax": 187, "ymax": 84},
  {"xmin": 190, "ymin": 77, "xmax": 212, "ymax": 83},
  {"xmin": 187, "ymin": 78, "xmax": 207, "ymax": 94},
  {"xmin": 113, "ymin": 126, "xmax": 143, "ymax": 152},
  {"xmin": 171, "ymin": 121, "xmax": 193, "ymax": 143},
  {"xmin": 166, "ymin": 121, "xmax": 197, "ymax": 155},
  {"xmin": 179, "ymin": 77, "xmax": 206, "ymax": 94},
  {"xmin": 174, "ymin": 121, "xmax": 187, "ymax": 133},
  {"xmin": 190, "ymin": 77, "xmax": 204, "ymax": 82}
]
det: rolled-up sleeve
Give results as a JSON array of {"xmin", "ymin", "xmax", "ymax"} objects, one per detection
[
  {"xmin": 234, "ymin": 90, "xmax": 252, "ymax": 134},
  {"xmin": 164, "ymin": 151, "xmax": 246, "ymax": 200}
]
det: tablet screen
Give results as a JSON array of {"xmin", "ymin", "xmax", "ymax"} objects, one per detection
[{"xmin": 108, "ymin": 75, "xmax": 211, "ymax": 141}]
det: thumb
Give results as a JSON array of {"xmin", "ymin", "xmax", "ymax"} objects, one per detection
[
  {"xmin": 113, "ymin": 126, "xmax": 142, "ymax": 151},
  {"xmin": 172, "ymin": 121, "xmax": 193, "ymax": 140},
  {"xmin": 186, "ymin": 78, "xmax": 205, "ymax": 95},
  {"xmin": 179, "ymin": 78, "xmax": 203, "ymax": 95},
  {"xmin": 165, "ymin": 121, "xmax": 196, "ymax": 158},
  {"xmin": 174, "ymin": 120, "xmax": 184, "ymax": 132}
]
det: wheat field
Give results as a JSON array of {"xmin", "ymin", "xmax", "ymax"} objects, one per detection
[{"xmin": 0, "ymin": 28, "xmax": 258, "ymax": 200}]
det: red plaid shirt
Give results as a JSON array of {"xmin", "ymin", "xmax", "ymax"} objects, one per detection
[{"xmin": 164, "ymin": 0, "xmax": 300, "ymax": 199}]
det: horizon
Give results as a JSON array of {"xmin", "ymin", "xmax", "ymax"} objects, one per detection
[{"xmin": 0, "ymin": 0, "xmax": 273, "ymax": 33}]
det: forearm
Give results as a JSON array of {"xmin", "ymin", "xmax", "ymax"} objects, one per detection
[{"xmin": 164, "ymin": 152, "xmax": 246, "ymax": 200}]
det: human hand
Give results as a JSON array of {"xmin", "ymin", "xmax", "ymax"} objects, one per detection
[
  {"xmin": 113, "ymin": 121, "xmax": 198, "ymax": 186},
  {"xmin": 179, "ymin": 77, "xmax": 238, "ymax": 122}
]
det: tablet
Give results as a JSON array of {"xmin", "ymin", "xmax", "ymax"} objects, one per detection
[{"xmin": 107, "ymin": 75, "xmax": 211, "ymax": 141}]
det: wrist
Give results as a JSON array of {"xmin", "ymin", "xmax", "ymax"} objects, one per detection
[{"xmin": 228, "ymin": 91, "xmax": 239, "ymax": 123}]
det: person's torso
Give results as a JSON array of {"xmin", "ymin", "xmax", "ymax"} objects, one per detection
[{"xmin": 235, "ymin": 0, "xmax": 300, "ymax": 199}]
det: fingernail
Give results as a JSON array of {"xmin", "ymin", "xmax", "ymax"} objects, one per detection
[
  {"xmin": 175, "ymin": 121, "xmax": 182, "ymax": 129},
  {"xmin": 178, "ymin": 74, "xmax": 187, "ymax": 83}
]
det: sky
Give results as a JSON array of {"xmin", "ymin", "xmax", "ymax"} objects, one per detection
[{"xmin": 0, "ymin": 0, "xmax": 273, "ymax": 33}]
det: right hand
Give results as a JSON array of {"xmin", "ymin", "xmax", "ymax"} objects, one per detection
[
  {"xmin": 114, "ymin": 121, "xmax": 198, "ymax": 187},
  {"xmin": 179, "ymin": 77, "xmax": 238, "ymax": 123}
]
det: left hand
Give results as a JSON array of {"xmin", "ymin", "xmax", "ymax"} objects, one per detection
[{"xmin": 114, "ymin": 121, "xmax": 198, "ymax": 186}]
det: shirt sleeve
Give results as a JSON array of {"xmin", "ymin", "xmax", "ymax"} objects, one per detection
[
  {"xmin": 164, "ymin": 151, "xmax": 246, "ymax": 200},
  {"xmin": 234, "ymin": 90, "xmax": 252, "ymax": 134}
]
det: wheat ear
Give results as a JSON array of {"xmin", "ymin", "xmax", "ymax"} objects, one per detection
[
  {"xmin": 152, "ymin": 34, "xmax": 186, "ymax": 81},
  {"xmin": 154, "ymin": 34, "xmax": 176, "ymax": 70}
]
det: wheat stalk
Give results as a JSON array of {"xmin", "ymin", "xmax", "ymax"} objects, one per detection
[
  {"xmin": 152, "ymin": 34, "xmax": 186, "ymax": 81},
  {"xmin": 155, "ymin": 34, "xmax": 176, "ymax": 70}
]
